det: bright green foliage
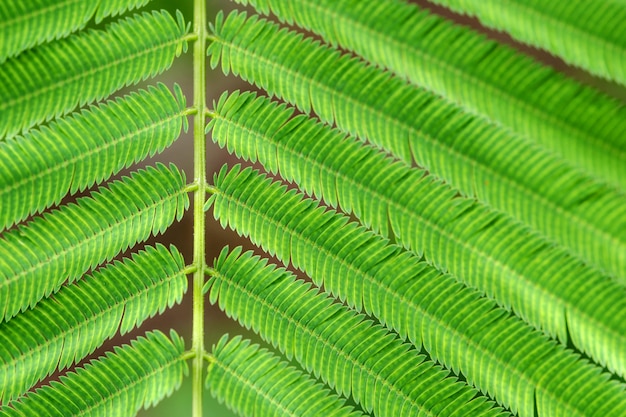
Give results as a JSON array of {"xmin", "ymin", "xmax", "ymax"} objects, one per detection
[
  {"xmin": 0, "ymin": 5, "xmax": 192, "ymax": 417},
  {"xmin": 206, "ymin": 247, "xmax": 511, "ymax": 417},
  {"xmin": 208, "ymin": 90, "xmax": 626, "ymax": 279},
  {"xmin": 207, "ymin": 335, "xmax": 368, "ymax": 417},
  {"xmin": 208, "ymin": 12, "xmax": 626, "ymax": 277},
  {"xmin": 2, "ymin": 1, "xmax": 626, "ymax": 416},
  {"xmin": 427, "ymin": 0, "xmax": 626, "ymax": 85},
  {"xmin": 0, "ymin": 0, "xmax": 154, "ymax": 63},
  {"xmin": 0, "ymin": 330, "xmax": 187, "ymax": 417},
  {"xmin": 0, "ymin": 163, "xmax": 188, "ymax": 322},
  {"xmin": 96, "ymin": 0, "xmax": 153, "ymax": 21},
  {"xmin": 0, "ymin": 9, "xmax": 187, "ymax": 138},
  {"xmin": 214, "ymin": 7, "xmax": 626, "ymax": 190},
  {"xmin": 0, "ymin": 83, "xmax": 187, "ymax": 231},
  {"xmin": 0, "ymin": 244, "xmax": 186, "ymax": 403},
  {"xmin": 207, "ymin": 165, "xmax": 626, "ymax": 417},
  {"xmin": 208, "ymin": 91, "xmax": 626, "ymax": 379},
  {"xmin": 238, "ymin": 0, "xmax": 626, "ymax": 87}
]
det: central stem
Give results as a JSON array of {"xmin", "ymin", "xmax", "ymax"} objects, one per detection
[{"xmin": 191, "ymin": 0, "xmax": 207, "ymax": 415}]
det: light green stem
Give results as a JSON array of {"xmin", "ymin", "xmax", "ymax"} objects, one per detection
[{"xmin": 192, "ymin": 0, "xmax": 207, "ymax": 415}]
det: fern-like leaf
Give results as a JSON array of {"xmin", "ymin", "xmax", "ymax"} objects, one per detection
[
  {"xmin": 0, "ymin": 244, "xmax": 186, "ymax": 403},
  {"xmin": 206, "ymin": 165, "xmax": 626, "ymax": 417},
  {"xmin": 0, "ymin": 330, "xmax": 187, "ymax": 416},
  {"xmin": 209, "ymin": 90, "xmax": 626, "ymax": 278},
  {"xmin": 0, "ymin": 9, "xmax": 187, "ymax": 138},
  {"xmin": 208, "ymin": 91, "xmax": 626, "ymax": 380},
  {"xmin": 207, "ymin": 335, "xmax": 369, "ymax": 417},
  {"xmin": 0, "ymin": 163, "xmax": 188, "ymax": 322},
  {"xmin": 206, "ymin": 247, "xmax": 511, "ymax": 417},
  {"xmin": 0, "ymin": 83, "xmax": 187, "ymax": 231},
  {"xmin": 427, "ymin": 0, "xmax": 626, "ymax": 85},
  {"xmin": 210, "ymin": 9, "xmax": 626, "ymax": 191},
  {"xmin": 0, "ymin": 0, "xmax": 154, "ymax": 63}
]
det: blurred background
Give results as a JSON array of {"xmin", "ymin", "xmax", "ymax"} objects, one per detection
[{"xmin": 65, "ymin": 0, "xmax": 624, "ymax": 415}]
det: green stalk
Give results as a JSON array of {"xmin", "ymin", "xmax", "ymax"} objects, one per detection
[{"xmin": 192, "ymin": 0, "xmax": 207, "ymax": 415}]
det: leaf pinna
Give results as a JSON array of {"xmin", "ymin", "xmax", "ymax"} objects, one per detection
[
  {"xmin": 0, "ymin": 83, "xmax": 186, "ymax": 231},
  {"xmin": 208, "ymin": 89, "xmax": 626, "ymax": 279},
  {"xmin": 208, "ymin": 91, "xmax": 626, "ymax": 380},
  {"xmin": 427, "ymin": 0, "xmax": 626, "ymax": 85},
  {"xmin": 0, "ymin": 163, "xmax": 188, "ymax": 322},
  {"xmin": 0, "ymin": 0, "xmax": 154, "ymax": 62},
  {"xmin": 226, "ymin": 2, "xmax": 626, "ymax": 189},
  {"xmin": 207, "ymin": 335, "xmax": 369, "ymax": 417},
  {"xmin": 0, "ymin": 9, "xmax": 187, "ymax": 138},
  {"xmin": 206, "ymin": 164, "xmax": 626, "ymax": 417},
  {"xmin": 209, "ymin": 9, "xmax": 626, "ymax": 193},
  {"xmin": 0, "ymin": 330, "xmax": 187, "ymax": 417},
  {"xmin": 206, "ymin": 247, "xmax": 511, "ymax": 417},
  {"xmin": 0, "ymin": 244, "xmax": 186, "ymax": 403}
]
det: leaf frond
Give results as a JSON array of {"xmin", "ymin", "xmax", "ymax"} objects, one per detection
[
  {"xmin": 0, "ymin": 0, "xmax": 155, "ymax": 63},
  {"xmin": 0, "ymin": 83, "xmax": 186, "ymax": 231},
  {"xmin": 0, "ymin": 330, "xmax": 187, "ymax": 417},
  {"xmin": 207, "ymin": 335, "xmax": 369, "ymax": 417},
  {"xmin": 237, "ymin": 0, "xmax": 626, "ymax": 87},
  {"xmin": 0, "ymin": 244, "xmax": 186, "ymax": 403},
  {"xmin": 208, "ymin": 91, "xmax": 626, "ymax": 380},
  {"xmin": 0, "ymin": 9, "xmax": 187, "ymax": 138},
  {"xmin": 427, "ymin": 0, "xmax": 626, "ymax": 85},
  {"xmin": 209, "ymin": 90, "xmax": 626, "ymax": 278},
  {"xmin": 207, "ymin": 165, "xmax": 626, "ymax": 417},
  {"xmin": 206, "ymin": 247, "xmax": 511, "ymax": 417},
  {"xmin": 0, "ymin": 163, "xmax": 188, "ymax": 322},
  {"xmin": 209, "ymin": 9, "xmax": 626, "ymax": 191}
]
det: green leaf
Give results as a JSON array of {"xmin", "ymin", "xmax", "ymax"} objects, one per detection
[
  {"xmin": 0, "ymin": 83, "xmax": 186, "ymax": 231},
  {"xmin": 207, "ymin": 165, "xmax": 626, "ymax": 417},
  {"xmin": 427, "ymin": 0, "xmax": 626, "ymax": 85},
  {"xmin": 0, "ymin": 9, "xmax": 187, "ymax": 139},
  {"xmin": 0, "ymin": 163, "xmax": 188, "ymax": 322},
  {"xmin": 207, "ymin": 248, "xmax": 511, "ymax": 417},
  {"xmin": 0, "ymin": 330, "xmax": 187, "ymax": 417},
  {"xmin": 95, "ymin": 0, "xmax": 153, "ymax": 22},
  {"xmin": 207, "ymin": 335, "xmax": 369, "ymax": 417},
  {"xmin": 208, "ymin": 91, "xmax": 626, "ymax": 380},
  {"xmin": 209, "ymin": 90, "xmax": 626, "ymax": 278},
  {"xmin": 0, "ymin": 0, "xmax": 155, "ymax": 63},
  {"xmin": 209, "ymin": 9, "xmax": 626, "ymax": 192},
  {"xmin": 0, "ymin": 244, "xmax": 187, "ymax": 403}
]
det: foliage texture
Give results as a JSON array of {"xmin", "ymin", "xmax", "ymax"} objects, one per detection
[{"xmin": 0, "ymin": 0, "xmax": 625, "ymax": 416}]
